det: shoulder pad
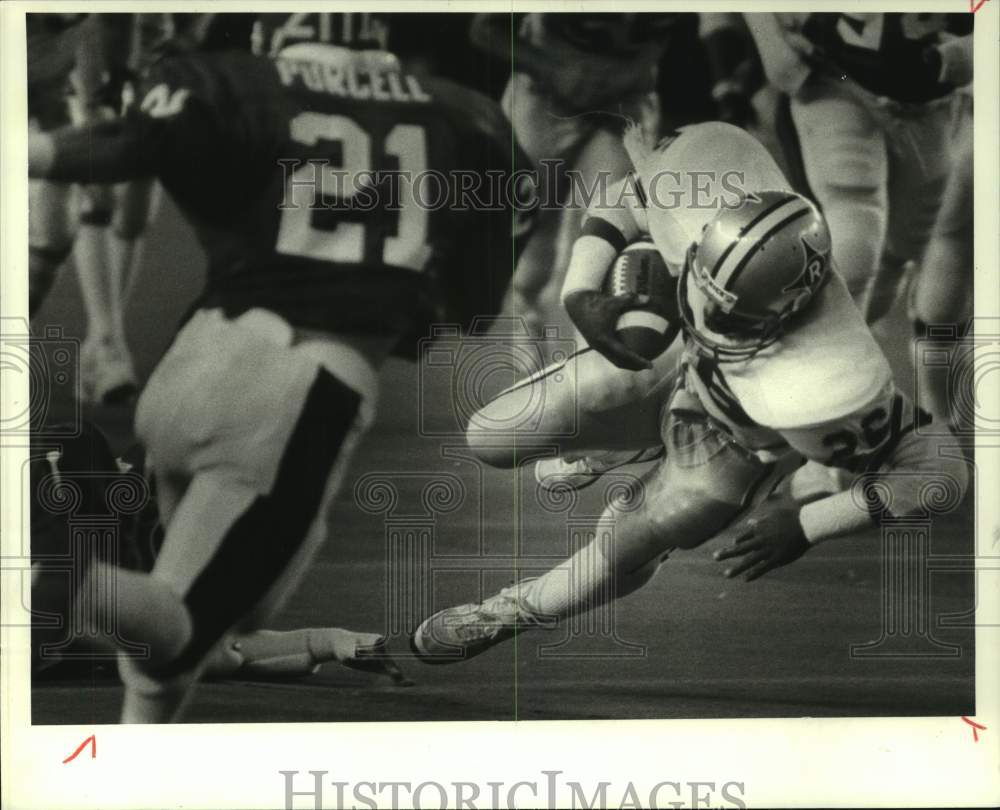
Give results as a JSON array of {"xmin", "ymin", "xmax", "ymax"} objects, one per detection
[{"xmin": 722, "ymin": 274, "xmax": 892, "ymax": 430}]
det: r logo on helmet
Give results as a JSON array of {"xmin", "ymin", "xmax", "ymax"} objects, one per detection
[{"xmin": 782, "ymin": 235, "xmax": 830, "ymax": 295}]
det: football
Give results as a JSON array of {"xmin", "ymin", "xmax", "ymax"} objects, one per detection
[{"xmin": 603, "ymin": 239, "xmax": 678, "ymax": 360}]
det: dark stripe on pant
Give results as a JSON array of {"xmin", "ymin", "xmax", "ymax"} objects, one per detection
[{"xmin": 154, "ymin": 368, "xmax": 361, "ymax": 678}]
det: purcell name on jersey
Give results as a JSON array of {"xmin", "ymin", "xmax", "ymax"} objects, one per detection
[
  {"xmin": 43, "ymin": 49, "xmax": 531, "ymax": 343},
  {"xmin": 274, "ymin": 57, "xmax": 432, "ymax": 104}
]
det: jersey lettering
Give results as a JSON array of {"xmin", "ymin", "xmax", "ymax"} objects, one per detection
[
  {"xmin": 276, "ymin": 112, "xmax": 432, "ymax": 271},
  {"xmin": 140, "ymin": 84, "xmax": 190, "ymax": 118}
]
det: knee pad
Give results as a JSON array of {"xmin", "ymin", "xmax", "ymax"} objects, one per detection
[{"xmin": 610, "ymin": 488, "xmax": 743, "ymax": 573}]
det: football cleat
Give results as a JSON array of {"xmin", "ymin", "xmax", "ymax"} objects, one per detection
[
  {"xmin": 534, "ymin": 447, "xmax": 663, "ymax": 492},
  {"xmin": 411, "ymin": 583, "xmax": 554, "ymax": 665},
  {"xmin": 81, "ymin": 337, "xmax": 137, "ymax": 405}
]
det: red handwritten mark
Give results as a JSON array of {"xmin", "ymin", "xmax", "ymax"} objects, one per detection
[
  {"xmin": 971, "ymin": 0, "xmax": 990, "ymax": 13},
  {"xmin": 961, "ymin": 716, "xmax": 987, "ymax": 742},
  {"xmin": 62, "ymin": 735, "xmax": 96, "ymax": 764}
]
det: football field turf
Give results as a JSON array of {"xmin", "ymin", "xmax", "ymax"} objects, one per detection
[{"xmin": 31, "ymin": 196, "xmax": 976, "ymax": 723}]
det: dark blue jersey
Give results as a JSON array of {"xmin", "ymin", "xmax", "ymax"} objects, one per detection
[
  {"xmin": 802, "ymin": 12, "xmax": 973, "ymax": 103},
  {"xmin": 44, "ymin": 49, "xmax": 533, "ymax": 341}
]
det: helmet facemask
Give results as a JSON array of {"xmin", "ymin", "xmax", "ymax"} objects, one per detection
[{"xmin": 680, "ymin": 243, "xmax": 785, "ymax": 362}]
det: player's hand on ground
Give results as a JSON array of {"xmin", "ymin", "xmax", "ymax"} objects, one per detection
[
  {"xmin": 563, "ymin": 289, "xmax": 653, "ymax": 372},
  {"xmin": 713, "ymin": 496, "xmax": 811, "ymax": 581},
  {"xmin": 346, "ymin": 635, "xmax": 415, "ymax": 687}
]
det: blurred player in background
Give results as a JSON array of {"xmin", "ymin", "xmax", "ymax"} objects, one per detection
[
  {"xmin": 29, "ymin": 18, "xmax": 531, "ymax": 721},
  {"xmin": 251, "ymin": 11, "xmax": 389, "ymax": 54},
  {"xmin": 743, "ymin": 12, "xmax": 973, "ymax": 323},
  {"xmin": 697, "ymin": 12, "xmax": 812, "ymax": 193},
  {"xmin": 27, "ymin": 13, "xmax": 90, "ymax": 319},
  {"xmin": 413, "ymin": 122, "xmax": 968, "ymax": 664},
  {"xmin": 739, "ymin": 12, "xmax": 974, "ymax": 493},
  {"xmin": 908, "ymin": 85, "xmax": 974, "ymax": 429},
  {"xmin": 31, "ymin": 422, "xmax": 410, "ymax": 685},
  {"xmin": 28, "ymin": 13, "xmax": 255, "ymax": 404},
  {"xmin": 471, "ymin": 12, "xmax": 678, "ymax": 340}
]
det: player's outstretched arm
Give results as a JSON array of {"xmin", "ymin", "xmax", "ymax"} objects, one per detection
[
  {"xmin": 204, "ymin": 628, "xmax": 413, "ymax": 685},
  {"xmin": 28, "ymin": 118, "xmax": 157, "ymax": 183},
  {"xmin": 715, "ymin": 389, "xmax": 969, "ymax": 581}
]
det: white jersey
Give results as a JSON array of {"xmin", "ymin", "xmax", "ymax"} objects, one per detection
[
  {"xmin": 610, "ymin": 122, "xmax": 912, "ymax": 471},
  {"xmin": 680, "ymin": 271, "xmax": 904, "ymax": 472}
]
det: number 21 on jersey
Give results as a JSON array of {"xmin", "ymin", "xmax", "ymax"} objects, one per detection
[{"xmin": 277, "ymin": 111, "xmax": 433, "ymax": 272}]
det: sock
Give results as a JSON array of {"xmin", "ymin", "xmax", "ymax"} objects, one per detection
[
  {"xmin": 73, "ymin": 223, "xmax": 116, "ymax": 343},
  {"xmin": 520, "ymin": 541, "xmax": 659, "ymax": 622},
  {"xmin": 81, "ymin": 562, "xmax": 191, "ymax": 669},
  {"xmin": 103, "ymin": 566, "xmax": 196, "ymax": 724},
  {"xmin": 106, "ymin": 231, "xmax": 142, "ymax": 338},
  {"xmin": 118, "ymin": 654, "xmax": 196, "ymax": 724}
]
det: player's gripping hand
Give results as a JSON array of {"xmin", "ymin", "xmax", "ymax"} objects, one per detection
[
  {"xmin": 713, "ymin": 495, "xmax": 811, "ymax": 581},
  {"xmin": 564, "ymin": 289, "xmax": 653, "ymax": 372}
]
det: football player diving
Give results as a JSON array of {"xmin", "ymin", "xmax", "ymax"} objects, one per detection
[
  {"xmin": 28, "ymin": 21, "xmax": 531, "ymax": 721},
  {"xmin": 411, "ymin": 121, "xmax": 969, "ymax": 663}
]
